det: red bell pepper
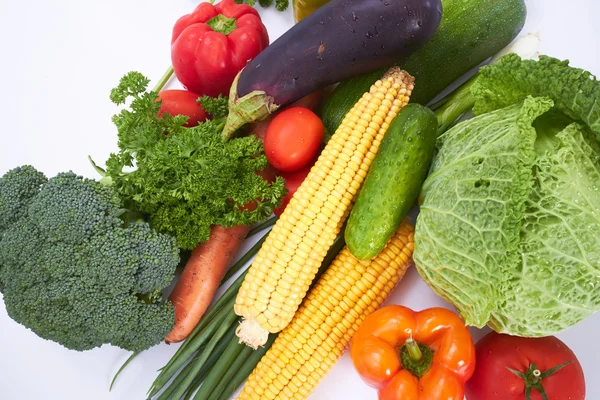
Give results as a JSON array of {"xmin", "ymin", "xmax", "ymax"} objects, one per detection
[{"xmin": 171, "ymin": 0, "xmax": 269, "ymax": 98}]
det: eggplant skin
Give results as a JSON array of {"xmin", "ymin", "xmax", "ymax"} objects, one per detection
[{"xmin": 237, "ymin": 0, "xmax": 443, "ymax": 106}]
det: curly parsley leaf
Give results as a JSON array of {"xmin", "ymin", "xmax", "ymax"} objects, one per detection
[
  {"xmin": 199, "ymin": 95, "xmax": 229, "ymax": 119},
  {"xmin": 106, "ymin": 73, "xmax": 285, "ymax": 250}
]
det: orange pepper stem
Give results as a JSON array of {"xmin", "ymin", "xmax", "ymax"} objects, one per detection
[
  {"xmin": 399, "ymin": 338, "xmax": 433, "ymax": 378},
  {"xmin": 405, "ymin": 338, "xmax": 423, "ymax": 361}
]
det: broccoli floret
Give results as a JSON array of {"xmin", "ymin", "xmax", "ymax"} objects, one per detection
[
  {"xmin": 0, "ymin": 165, "xmax": 47, "ymax": 233},
  {"xmin": 0, "ymin": 167, "xmax": 180, "ymax": 352}
]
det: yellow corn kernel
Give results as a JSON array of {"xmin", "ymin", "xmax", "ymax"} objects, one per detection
[
  {"xmin": 234, "ymin": 68, "xmax": 414, "ymax": 349},
  {"xmin": 236, "ymin": 221, "xmax": 415, "ymax": 400}
]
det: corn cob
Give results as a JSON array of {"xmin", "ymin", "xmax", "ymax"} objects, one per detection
[
  {"xmin": 234, "ymin": 68, "xmax": 414, "ymax": 348},
  {"xmin": 237, "ymin": 220, "xmax": 415, "ymax": 400}
]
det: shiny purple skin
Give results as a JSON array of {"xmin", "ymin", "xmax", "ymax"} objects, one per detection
[{"xmin": 237, "ymin": 0, "xmax": 442, "ymax": 106}]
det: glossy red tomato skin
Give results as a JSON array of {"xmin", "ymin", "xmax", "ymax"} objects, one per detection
[
  {"xmin": 273, "ymin": 163, "xmax": 312, "ymax": 217},
  {"xmin": 248, "ymin": 90, "xmax": 324, "ymax": 143},
  {"xmin": 465, "ymin": 332, "xmax": 585, "ymax": 400},
  {"xmin": 157, "ymin": 90, "xmax": 209, "ymax": 127},
  {"xmin": 264, "ymin": 107, "xmax": 324, "ymax": 172}
]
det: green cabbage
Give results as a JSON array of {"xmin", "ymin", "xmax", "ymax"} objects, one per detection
[{"xmin": 414, "ymin": 55, "xmax": 600, "ymax": 337}]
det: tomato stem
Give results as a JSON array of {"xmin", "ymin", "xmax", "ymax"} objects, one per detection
[{"xmin": 506, "ymin": 360, "xmax": 573, "ymax": 400}]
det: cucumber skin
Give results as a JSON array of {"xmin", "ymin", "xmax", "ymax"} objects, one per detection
[
  {"xmin": 345, "ymin": 104, "xmax": 438, "ymax": 260},
  {"xmin": 320, "ymin": 0, "xmax": 527, "ymax": 135}
]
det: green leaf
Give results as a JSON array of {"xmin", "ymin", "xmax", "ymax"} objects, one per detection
[
  {"xmin": 110, "ymin": 72, "xmax": 150, "ymax": 104},
  {"xmin": 472, "ymin": 54, "xmax": 600, "ymax": 142},
  {"xmin": 414, "ymin": 97, "xmax": 553, "ymax": 327},
  {"xmin": 489, "ymin": 123, "xmax": 600, "ymax": 335},
  {"xmin": 199, "ymin": 95, "xmax": 229, "ymax": 119},
  {"xmin": 275, "ymin": 0, "xmax": 289, "ymax": 11},
  {"xmin": 105, "ymin": 73, "xmax": 285, "ymax": 250}
]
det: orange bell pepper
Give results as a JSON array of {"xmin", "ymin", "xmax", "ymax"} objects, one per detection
[{"xmin": 350, "ymin": 306, "xmax": 476, "ymax": 400}]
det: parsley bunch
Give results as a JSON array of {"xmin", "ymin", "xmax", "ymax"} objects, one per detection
[
  {"xmin": 234, "ymin": 0, "xmax": 289, "ymax": 12},
  {"xmin": 104, "ymin": 72, "xmax": 285, "ymax": 250}
]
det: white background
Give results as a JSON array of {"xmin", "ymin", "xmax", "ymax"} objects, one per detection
[{"xmin": 1, "ymin": 0, "xmax": 599, "ymax": 399}]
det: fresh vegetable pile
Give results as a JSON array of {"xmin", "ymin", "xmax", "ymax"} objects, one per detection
[{"xmin": 1, "ymin": 0, "xmax": 597, "ymax": 399}]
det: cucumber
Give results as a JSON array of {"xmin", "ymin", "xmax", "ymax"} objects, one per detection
[
  {"xmin": 345, "ymin": 104, "xmax": 438, "ymax": 260},
  {"xmin": 320, "ymin": 0, "xmax": 527, "ymax": 135}
]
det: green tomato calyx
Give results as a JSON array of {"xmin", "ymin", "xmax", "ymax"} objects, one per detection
[{"xmin": 507, "ymin": 360, "xmax": 573, "ymax": 400}]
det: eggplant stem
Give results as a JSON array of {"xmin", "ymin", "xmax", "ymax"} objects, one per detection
[{"xmin": 221, "ymin": 69, "xmax": 280, "ymax": 140}]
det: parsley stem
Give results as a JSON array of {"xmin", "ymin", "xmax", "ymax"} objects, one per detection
[{"xmin": 153, "ymin": 66, "xmax": 174, "ymax": 93}]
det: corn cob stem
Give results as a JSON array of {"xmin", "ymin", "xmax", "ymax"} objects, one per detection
[
  {"xmin": 237, "ymin": 220, "xmax": 415, "ymax": 400},
  {"xmin": 235, "ymin": 67, "xmax": 414, "ymax": 349}
]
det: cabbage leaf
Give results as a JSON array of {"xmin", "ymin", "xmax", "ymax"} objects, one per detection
[
  {"xmin": 489, "ymin": 123, "xmax": 600, "ymax": 335},
  {"xmin": 472, "ymin": 54, "xmax": 600, "ymax": 141},
  {"xmin": 415, "ymin": 97, "xmax": 553, "ymax": 328},
  {"xmin": 415, "ymin": 54, "xmax": 600, "ymax": 337}
]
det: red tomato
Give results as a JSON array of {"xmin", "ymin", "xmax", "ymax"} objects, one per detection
[
  {"xmin": 264, "ymin": 107, "xmax": 324, "ymax": 172},
  {"xmin": 157, "ymin": 90, "xmax": 209, "ymax": 127},
  {"xmin": 273, "ymin": 163, "xmax": 312, "ymax": 217},
  {"xmin": 465, "ymin": 332, "xmax": 585, "ymax": 400},
  {"xmin": 248, "ymin": 90, "xmax": 324, "ymax": 143}
]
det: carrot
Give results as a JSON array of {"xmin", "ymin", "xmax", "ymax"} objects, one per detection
[{"xmin": 165, "ymin": 224, "xmax": 250, "ymax": 344}]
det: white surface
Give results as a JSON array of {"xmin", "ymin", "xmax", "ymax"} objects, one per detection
[{"xmin": 0, "ymin": 0, "xmax": 599, "ymax": 398}]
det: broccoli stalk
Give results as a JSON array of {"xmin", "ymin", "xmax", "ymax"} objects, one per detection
[{"xmin": 0, "ymin": 166, "xmax": 180, "ymax": 352}]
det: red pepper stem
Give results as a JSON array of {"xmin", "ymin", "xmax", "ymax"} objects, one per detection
[
  {"xmin": 153, "ymin": 66, "xmax": 174, "ymax": 93},
  {"xmin": 405, "ymin": 338, "xmax": 423, "ymax": 362},
  {"xmin": 206, "ymin": 14, "xmax": 238, "ymax": 36}
]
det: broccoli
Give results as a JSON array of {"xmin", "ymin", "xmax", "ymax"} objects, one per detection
[{"xmin": 0, "ymin": 166, "xmax": 180, "ymax": 352}]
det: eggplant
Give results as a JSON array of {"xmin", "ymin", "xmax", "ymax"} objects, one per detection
[{"xmin": 222, "ymin": 0, "xmax": 442, "ymax": 139}]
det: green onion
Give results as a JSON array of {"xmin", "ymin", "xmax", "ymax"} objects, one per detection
[
  {"xmin": 192, "ymin": 333, "xmax": 245, "ymax": 399},
  {"xmin": 148, "ymin": 301, "xmax": 233, "ymax": 397},
  {"xmin": 211, "ymin": 334, "xmax": 277, "ymax": 400},
  {"xmin": 246, "ymin": 216, "xmax": 277, "ymax": 238},
  {"xmin": 161, "ymin": 324, "xmax": 236, "ymax": 400},
  {"xmin": 109, "ymin": 351, "xmax": 139, "ymax": 391},
  {"xmin": 157, "ymin": 311, "xmax": 239, "ymax": 400}
]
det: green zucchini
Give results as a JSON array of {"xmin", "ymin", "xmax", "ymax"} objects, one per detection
[
  {"xmin": 345, "ymin": 104, "xmax": 438, "ymax": 260},
  {"xmin": 320, "ymin": 0, "xmax": 527, "ymax": 135}
]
